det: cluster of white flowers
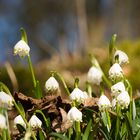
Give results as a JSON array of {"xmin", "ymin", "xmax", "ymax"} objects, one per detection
[
  {"xmin": 0, "ymin": 91, "xmax": 14, "ymax": 110},
  {"xmin": 110, "ymin": 50, "xmax": 130, "ymax": 109},
  {"xmin": 14, "ymin": 114, "xmax": 42, "ymax": 130}
]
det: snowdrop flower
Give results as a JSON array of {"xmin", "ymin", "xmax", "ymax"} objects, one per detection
[
  {"xmin": 14, "ymin": 115, "xmax": 26, "ymax": 129},
  {"xmin": 87, "ymin": 66, "xmax": 103, "ymax": 85},
  {"xmin": 111, "ymin": 82, "xmax": 125, "ymax": 97},
  {"xmin": 45, "ymin": 76, "xmax": 59, "ymax": 94},
  {"xmin": 70, "ymin": 88, "xmax": 88, "ymax": 103},
  {"xmin": 0, "ymin": 91, "xmax": 14, "ymax": 110},
  {"xmin": 117, "ymin": 91, "xmax": 130, "ymax": 109},
  {"xmin": 29, "ymin": 115, "xmax": 42, "ymax": 129},
  {"xmin": 98, "ymin": 95, "xmax": 111, "ymax": 111},
  {"xmin": 67, "ymin": 107, "xmax": 82, "ymax": 122},
  {"xmin": 0, "ymin": 114, "xmax": 7, "ymax": 129},
  {"xmin": 114, "ymin": 50, "xmax": 129, "ymax": 65},
  {"xmin": 14, "ymin": 40, "xmax": 30, "ymax": 57},
  {"xmin": 109, "ymin": 63, "xmax": 123, "ymax": 80}
]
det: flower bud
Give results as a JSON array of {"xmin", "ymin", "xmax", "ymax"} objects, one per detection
[
  {"xmin": 111, "ymin": 82, "xmax": 125, "ymax": 97},
  {"xmin": 109, "ymin": 63, "xmax": 123, "ymax": 80},
  {"xmin": 0, "ymin": 114, "xmax": 7, "ymax": 129},
  {"xmin": 70, "ymin": 88, "xmax": 88, "ymax": 103},
  {"xmin": 67, "ymin": 107, "xmax": 82, "ymax": 122},
  {"xmin": 14, "ymin": 40, "xmax": 30, "ymax": 57},
  {"xmin": 29, "ymin": 115, "xmax": 42, "ymax": 129},
  {"xmin": 117, "ymin": 91, "xmax": 130, "ymax": 109},
  {"xmin": 45, "ymin": 76, "xmax": 59, "ymax": 94},
  {"xmin": 98, "ymin": 95, "xmax": 111, "ymax": 111},
  {"xmin": 0, "ymin": 91, "xmax": 14, "ymax": 110},
  {"xmin": 114, "ymin": 50, "xmax": 129, "ymax": 65},
  {"xmin": 14, "ymin": 115, "xmax": 26, "ymax": 129},
  {"xmin": 87, "ymin": 66, "xmax": 102, "ymax": 85}
]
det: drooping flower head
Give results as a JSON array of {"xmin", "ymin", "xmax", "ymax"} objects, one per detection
[
  {"xmin": 70, "ymin": 88, "xmax": 88, "ymax": 103},
  {"xmin": 117, "ymin": 91, "xmax": 130, "ymax": 109},
  {"xmin": 111, "ymin": 82, "xmax": 125, "ymax": 97},
  {"xmin": 0, "ymin": 114, "xmax": 7, "ymax": 129},
  {"xmin": 29, "ymin": 115, "xmax": 42, "ymax": 129},
  {"xmin": 109, "ymin": 63, "xmax": 123, "ymax": 81},
  {"xmin": 45, "ymin": 76, "xmax": 59, "ymax": 94},
  {"xmin": 0, "ymin": 91, "xmax": 14, "ymax": 110},
  {"xmin": 98, "ymin": 95, "xmax": 111, "ymax": 111},
  {"xmin": 87, "ymin": 66, "xmax": 103, "ymax": 85},
  {"xmin": 67, "ymin": 107, "xmax": 82, "ymax": 122},
  {"xmin": 14, "ymin": 40, "xmax": 30, "ymax": 57},
  {"xmin": 113, "ymin": 50, "xmax": 129, "ymax": 65},
  {"xmin": 14, "ymin": 115, "xmax": 26, "ymax": 129}
]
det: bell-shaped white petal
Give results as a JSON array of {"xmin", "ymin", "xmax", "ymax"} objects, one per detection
[
  {"xmin": 29, "ymin": 115, "xmax": 42, "ymax": 129},
  {"xmin": 14, "ymin": 115, "xmax": 26, "ymax": 129},
  {"xmin": 70, "ymin": 88, "xmax": 88, "ymax": 103},
  {"xmin": 117, "ymin": 91, "xmax": 130, "ymax": 109},
  {"xmin": 45, "ymin": 77, "xmax": 59, "ymax": 94},
  {"xmin": 0, "ymin": 91, "xmax": 14, "ymax": 110},
  {"xmin": 87, "ymin": 66, "xmax": 102, "ymax": 85},
  {"xmin": 114, "ymin": 50, "xmax": 129, "ymax": 65},
  {"xmin": 109, "ymin": 63, "xmax": 123, "ymax": 80},
  {"xmin": 14, "ymin": 40, "xmax": 30, "ymax": 57},
  {"xmin": 0, "ymin": 114, "xmax": 7, "ymax": 129},
  {"xmin": 98, "ymin": 95, "xmax": 111, "ymax": 111},
  {"xmin": 111, "ymin": 82, "xmax": 125, "ymax": 97},
  {"xmin": 67, "ymin": 107, "xmax": 82, "ymax": 122}
]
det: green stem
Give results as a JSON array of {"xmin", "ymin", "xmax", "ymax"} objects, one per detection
[
  {"xmin": 27, "ymin": 55, "xmax": 36, "ymax": 88},
  {"xmin": 75, "ymin": 121, "xmax": 81, "ymax": 140},
  {"xmin": 105, "ymin": 110, "xmax": 111, "ymax": 132}
]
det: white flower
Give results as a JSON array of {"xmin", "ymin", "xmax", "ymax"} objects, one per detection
[
  {"xmin": 14, "ymin": 40, "xmax": 30, "ymax": 57},
  {"xmin": 0, "ymin": 114, "xmax": 7, "ymax": 129},
  {"xmin": 98, "ymin": 95, "xmax": 111, "ymax": 111},
  {"xmin": 111, "ymin": 82, "xmax": 125, "ymax": 97},
  {"xmin": 67, "ymin": 107, "xmax": 82, "ymax": 122},
  {"xmin": 117, "ymin": 91, "xmax": 130, "ymax": 109},
  {"xmin": 87, "ymin": 66, "xmax": 102, "ymax": 85},
  {"xmin": 0, "ymin": 91, "xmax": 14, "ymax": 110},
  {"xmin": 109, "ymin": 63, "xmax": 123, "ymax": 80},
  {"xmin": 114, "ymin": 50, "xmax": 129, "ymax": 65},
  {"xmin": 14, "ymin": 115, "xmax": 26, "ymax": 129},
  {"xmin": 70, "ymin": 88, "xmax": 88, "ymax": 103},
  {"xmin": 45, "ymin": 76, "xmax": 59, "ymax": 94},
  {"xmin": 112, "ymin": 98, "xmax": 117, "ymax": 109},
  {"xmin": 29, "ymin": 115, "xmax": 42, "ymax": 129}
]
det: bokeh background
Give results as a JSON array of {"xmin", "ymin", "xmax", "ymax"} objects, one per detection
[{"xmin": 1, "ymin": 0, "xmax": 140, "ymax": 95}]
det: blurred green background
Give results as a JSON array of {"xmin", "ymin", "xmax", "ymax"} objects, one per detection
[{"xmin": 1, "ymin": 0, "xmax": 140, "ymax": 95}]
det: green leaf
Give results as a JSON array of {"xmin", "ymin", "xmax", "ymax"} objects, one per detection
[
  {"xmin": 82, "ymin": 119, "xmax": 92, "ymax": 140},
  {"xmin": 135, "ymin": 128, "xmax": 140, "ymax": 140},
  {"xmin": 109, "ymin": 34, "xmax": 117, "ymax": 65},
  {"xmin": 17, "ymin": 101, "xmax": 25, "ymax": 117},
  {"xmin": 0, "ymin": 82, "xmax": 11, "ymax": 95},
  {"xmin": 35, "ymin": 80, "xmax": 42, "ymax": 99},
  {"xmin": 49, "ymin": 132, "xmax": 69, "ymax": 140},
  {"xmin": 20, "ymin": 28, "xmax": 28, "ymax": 44},
  {"xmin": 16, "ymin": 124, "xmax": 26, "ymax": 133},
  {"xmin": 133, "ymin": 99, "xmax": 136, "ymax": 120},
  {"xmin": 38, "ymin": 130, "xmax": 46, "ymax": 140}
]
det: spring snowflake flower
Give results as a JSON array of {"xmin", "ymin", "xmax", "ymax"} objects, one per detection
[
  {"xmin": 117, "ymin": 91, "xmax": 130, "ymax": 109},
  {"xmin": 109, "ymin": 63, "xmax": 123, "ymax": 80},
  {"xmin": 98, "ymin": 95, "xmax": 111, "ymax": 111},
  {"xmin": 29, "ymin": 115, "xmax": 42, "ymax": 129},
  {"xmin": 14, "ymin": 115, "xmax": 26, "ymax": 129},
  {"xmin": 114, "ymin": 50, "xmax": 129, "ymax": 65},
  {"xmin": 70, "ymin": 88, "xmax": 88, "ymax": 103},
  {"xmin": 87, "ymin": 66, "xmax": 103, "ymax": 85},
  {"xmin": 14, "ymin": 40, "xmax": 30, "ymax": 57},
  {"xmin": 45, "ymin": 76, "xmax": 59, "ymax": 94},
  {"xmin": 67, "ymin": 107, "xmax": 82, "ymax": 122},
  {"xmin": 111, "ymin": 82, "xmax": 125, "ymax": 97},
  {"xmin": 0, "ymin": 114, "xmax": 7, "ymax": 129},
  {"xmin": 0, "ymin": 91, "xmax": 14, "ymax": 110}
]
